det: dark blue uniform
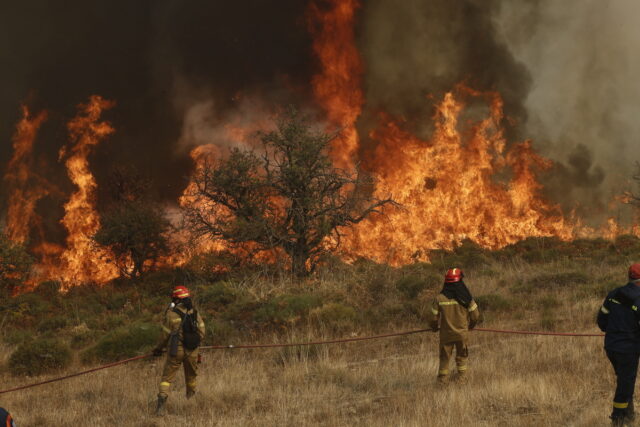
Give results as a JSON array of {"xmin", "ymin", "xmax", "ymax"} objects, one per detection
[
  {"xmin": 597, "ymin": 282, "xmax": 640, "ymax": 422},
  {"xmin": 0, "ymin": 407, "xmax": 15, "ymax": 427}
]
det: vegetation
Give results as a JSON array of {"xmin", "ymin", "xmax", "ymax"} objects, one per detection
[
  {"xmin": 93, "ymin": 201, "xmax": 173, "ymax": 279},
  {"xmin": 0, "ymin": 232, "xmax": 33, "ymax": 295},
  {"xmin": 9, "ymin": 338, "xmax": 71, "ymax": 376},
  {"xmin": 182, "ymin": 108, "xmax": 394, "ymax": 275},
  {"xmin": 93, "ymin": 166, "xmax": 172, "ymax": 279},
  {"xmin": 0, "ymin": 235, "xmax": 638, "ymax": 424}
]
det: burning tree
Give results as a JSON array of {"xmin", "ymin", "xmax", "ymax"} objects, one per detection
[
  {"xmin": 93, "ymin": 167, "xmax": 172, "ymax": 279},
  {"xmin": 182, "ymin": 108, "xmax": 394, "ymax": 275}
]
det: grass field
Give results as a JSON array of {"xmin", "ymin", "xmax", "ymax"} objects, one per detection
[{"xmin": 1, "ymin": 237, "xmax": 638, "ymax": 426}]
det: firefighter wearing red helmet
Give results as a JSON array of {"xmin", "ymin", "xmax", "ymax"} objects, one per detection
[
  {"xmin": 597, "ymin": 263, "xmax": 640, "ymax": 425},
  {"xmin": 152, "ymin": 285, "xmax": 205, "ymax": 416},
  {"xmin": 427, "ymin": 268, "xmax": 481, "ymax": 384}
]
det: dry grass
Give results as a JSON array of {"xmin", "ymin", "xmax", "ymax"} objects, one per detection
[
  {"xmin": 0, "ymin": 323, "xmax": 615, "ymax": 422},
  {"xmin": 0, "ymin": 255, "xmax": 632, "ymax": 425},
  {"xmin": 1, "ymin": 329, "xmax": 613, "ymax": 426}
]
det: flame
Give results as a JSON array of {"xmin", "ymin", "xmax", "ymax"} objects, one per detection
[
  {"xmin": 3, "ymin": 106, "xmax": 48, "ymax": 244},
  {"xmin": 343, "ymin": 88, "xmax": 575, "ymax": 265},
  {"xmin": 309, "ymin": 0, "xmax": 364, "ymax": 169},
  {"xmin": 39, "ymin": 96, "xmax": 119, "ymax": 288}
]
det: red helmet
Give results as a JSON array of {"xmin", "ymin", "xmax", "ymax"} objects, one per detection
[
  {"xmin": 445, "ymin": 268, "xmax": 464, "ymax": 283},
  {"xmin": 629, "ymin": 263, "xmax": 640, "ymax": 280},
  {"xmin": 172, "ymin": 285, "xmax": 191, "ymax": 299}
]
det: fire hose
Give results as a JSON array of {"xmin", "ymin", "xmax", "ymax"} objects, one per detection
[{"xmin": 0, "ymin": 327, "xmax": 604, "ymax": 395}]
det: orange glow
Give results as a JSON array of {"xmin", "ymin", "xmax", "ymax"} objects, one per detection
[
  {"xmin": 309, "ymin": 0, "xmax": 363, "ymax": 169},
  {"xmin": 4, "ymin": 106, "xmax": 48, "ymax": 244},
  {"xmin": 37, "ymin": 96, "xmax": 119, "ymax": 288},
  {"xmin": 343, "ymin": 88, "xmax": 575, "ymax": 265}
]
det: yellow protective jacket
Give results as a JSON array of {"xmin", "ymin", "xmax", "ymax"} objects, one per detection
[
  {"xmin": 155, "ymin": 303, "xmax": 206, "ymax": 352},
  {"xmin": 428, "ymin": 293, "xmax": 480, "ymax": 344}
]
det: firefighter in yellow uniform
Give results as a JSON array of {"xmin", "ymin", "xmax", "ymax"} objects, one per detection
[
  {"xmin": 428, "ymin": 268, "xmax": 481, "ymax": 384},
  {"xmin": 153, "ymin": 285, "xmax": 205, "ymax": 416}
]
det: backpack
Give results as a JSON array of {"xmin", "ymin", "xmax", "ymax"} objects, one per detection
[{"xmin": 173, "ymin": 307, "xmax": 201, "ymax": 351}]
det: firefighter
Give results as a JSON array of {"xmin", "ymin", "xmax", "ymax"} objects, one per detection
[
  {"xmin": 152, "ymin": 285, "xmax": 205, "ymax": 416},
  {"xmin": 428, "ymin": 267, "xmax": 481, "ymax": 384},
  {"xmin": 0, "ymin": 407, "xmax": 15, "ymax": 427},
  {"xmin": 597, "ymin": 263, "xmax": 640, "ymax": 426}
]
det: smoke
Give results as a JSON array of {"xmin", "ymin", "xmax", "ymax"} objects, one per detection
[
  {"xmin": 357, "ymin": 0, "xmax": 638, "ymax": 222},
  {"xmin": 358, "ymin": 0, "xmax": 532, "ymax": 141},
  {"xmin": 2, "ymin": 0, "xmax": 638, "ymax": 232},
  {"xmin": 0, "ymin": 0, "xmax": 313, "ymax": 207},
  {"xmin": 494, "ymin": 0, "xmax": 640, "ymax": 220}
]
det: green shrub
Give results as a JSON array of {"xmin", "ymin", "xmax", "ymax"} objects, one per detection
[
  {"xmin": 311, "ymin": 303, "xmax": 358, "ymax": 332},
  {"xmin": 12, "ymin": 292, "xmax": 52, "ymax": 316},
  {"xmin": 538, "ymin": 295, "xmax": 560, "ymax": 308},
  {"xmin": 253, "ymin": 294, "xmax": 323, "ymax": 325},
  {"xmin": 430, "ymin": 239, "xmax": 491, "ymax": 269},
  {"xmin": 2, "ymin": 329, "xmax": 33, "ymax": 346},
  {"xmin": 70, "ymin": 324, "xmax": 99, "ymax": 349},
  {"xmin": 37, "ymin": 315, "xmax": 68, "ymax": 332},
  {"xmin": 395, "ymin": 275, "xmax": 429, "ymax": 299},
  {"xmin": 610, "ymin": 235, "xmax": 640, "ymax": 255},
  {"xmin": 514, "ymin": 270, "xmax": 590, "ymax": 293},
  {"xmin": 81, "ymin": 322, "xmax": 161, "ymax": 363},
  {"xmin": 475, "ymin": 294, "xmax": 513, "ymax": 312},
  {"xmin": 206, "ymin": 319, "xmax": 237, "ymax": 345},
  {"xmin": 9, "ymin": 338, "xmax": 71, "ymax": 376},
  {"xmin": 34, "ymin": 281, "xmax": 62, "ymax": 298},
  {"xmin": 197, "ymin": 281, "xmax": 239, "ymax": 308}
]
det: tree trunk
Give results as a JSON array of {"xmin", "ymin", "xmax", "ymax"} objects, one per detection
[{"xmin": 290, "ymin": 245, "xmax": 310, "ymax": 277}]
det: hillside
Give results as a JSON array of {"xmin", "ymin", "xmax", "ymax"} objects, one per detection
[{"xmin": 1, "ymin": 236, "xmax": 638, "ymax": 425}]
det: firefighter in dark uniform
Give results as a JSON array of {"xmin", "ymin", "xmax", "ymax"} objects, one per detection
[
  {"xmin": 0, "ymin": 408, "xmax": 15, "ymax": 427},
  {"xmin": 428, "ymin": 267, "xmax": 481, "ymax": 384},
  {"xmin": 598, "ymin": 263, "xmax": 640, "ymax": 425},
  {"xmin": 152, "ymin": 285, "xmax": 205, "ymax": 416}
]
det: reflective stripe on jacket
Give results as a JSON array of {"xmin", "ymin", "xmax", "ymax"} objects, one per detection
[
  {"xmin": 429, "ymin": 294, "xmax": 480, "ymax": 343},
  {"xmin": 597, "ymin": 282, "xmax": 640, "ymax": 353}
]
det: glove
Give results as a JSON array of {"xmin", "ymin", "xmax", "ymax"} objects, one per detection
[{"xmin": 152, "ymin": 348, "xmax": 164, "ymax": 357}]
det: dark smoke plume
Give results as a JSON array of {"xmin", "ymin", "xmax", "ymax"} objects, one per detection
[
  {"xmin": 1, "ymin": 0, "xmax": 636, "ymax": 233},
  {"xmin": 0, "ymin": 0, "xmax": 313, "ymax": 210}
]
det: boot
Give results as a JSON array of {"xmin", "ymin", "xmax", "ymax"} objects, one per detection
[
  {"xmin": 610, "ymin": 416, "xmax": 624, "ymax": 427},
  {"xmin": 437, "ymin": 375, "xmax": 448, "ymax": 386},
  {"xmin": 627, "ymin": 400, "xmax": 635, "ymax": 422},
  {"xmin": 186, "ymin": 389, "xmax": 196, "ymax": 400},
  {"xmin": 455, "ymin": 371, "xmax": 468, "ymax": 384},
  {"xmin": 610, "ymin": 412, "xmax": 627, "ymax": 427},
  {"xmin": 155, "ymin": 395, "xmax": 167, "ymax": 416}
]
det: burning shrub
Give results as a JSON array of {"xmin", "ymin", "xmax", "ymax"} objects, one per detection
[
  {"xmin": 93, "ymin": 200, "xmax": 172, "ymax": 279},
  {"xmin": 9, "ymin": 338, "xmax": 71, "ymax": 376},
  {"xmin": 182, "ymin": 108, "xmax": 394, "ymax": 276},
  {"xmin": 81, "ymin": 322, "xmax": 160, "ymax": 363}
]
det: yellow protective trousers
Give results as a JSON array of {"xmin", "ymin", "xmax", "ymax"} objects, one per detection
[
  {"xmin": 158, "ymin": 346, "xmax": 199, "ymax": 398},
  {"xmin": 438, "ymin": 340, "xmax": 468, "ymax": 377}
]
